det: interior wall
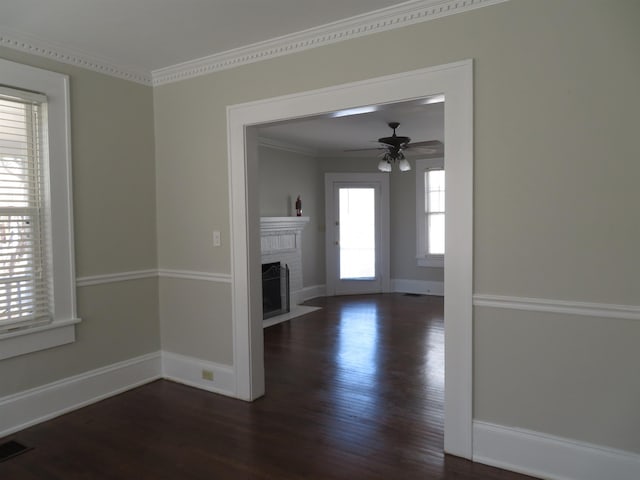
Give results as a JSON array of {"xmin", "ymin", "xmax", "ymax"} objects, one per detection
[
  {"xmin": 153, "ymin": 0, "xmax": 640, "ymax": 454},
  {"xmin": 0, "ymin": 46, "xmax": 160, "ymax": 396},
  {"xmin": 258, "ymin": 145, "xmax": 323, "ymax": 288}
]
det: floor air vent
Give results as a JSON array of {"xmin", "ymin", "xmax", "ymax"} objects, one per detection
[{"xmin": 0, "ymin": 440, "xmax": 32, "ymax": 462}]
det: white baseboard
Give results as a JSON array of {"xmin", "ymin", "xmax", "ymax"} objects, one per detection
[
  {"xmin": 391, "ymin": 278, "xmax": 444, "ymax": 296},
  {"xmin": 161, "ymin": 351, "xmax": 235, "ymax": 398},
  {"xmin": 0, "ymin": 352, "xmax": 162, "ymax": 439},
  {"xmin": 473, "ymin": 421, "xmax": 640, "ymax": 480},
  {"xmin": 295, "ymin": 284, "xmax": 326, "ymax": 304}
]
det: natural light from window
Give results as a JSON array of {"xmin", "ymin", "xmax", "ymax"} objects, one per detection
[
  {"xmin": 426, "ymin": 169, "xmax": 445, "ymax": 255},
  {"xmin": 339, "ymin": 187, "xmax": 375, "ymax": 279}
]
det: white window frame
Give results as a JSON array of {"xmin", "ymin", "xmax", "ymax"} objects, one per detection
[
  {"xmin": 0, "ymin": 58, "xmax": 80, "ymax": 360},
  {"xmin": 416, "ymin": 157, "xmax": 445, "ymax": 268}
]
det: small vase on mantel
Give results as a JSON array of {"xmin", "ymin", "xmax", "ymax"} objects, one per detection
[{"xmin": 295, "ymin": 195, "xmax": 302, "ymax": 217}]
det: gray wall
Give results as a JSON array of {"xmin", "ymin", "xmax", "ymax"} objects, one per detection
[
  {"xmin": 154, "ymin": 0, "xmax": 640, "ymax": 454},
  {"xmin": 0, "ymin": 46, "xmax": 160, "ymax": 396},
  {"xmin": 258, "ymin": 146, "xmax": 324, "ymax": 288}
]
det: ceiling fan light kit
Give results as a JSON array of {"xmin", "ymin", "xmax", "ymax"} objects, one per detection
[{"xmin": 376, "ymin": 122, "xmax": 412, "ymax": 172}]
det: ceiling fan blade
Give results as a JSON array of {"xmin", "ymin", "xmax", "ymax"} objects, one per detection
[
  {"xmin": 407, "ymin": 140, "xmax": 443, "ymax": 148},
  {"xmin": 343, "ymin": 146, "xmax": 387, "ymax": 153}
]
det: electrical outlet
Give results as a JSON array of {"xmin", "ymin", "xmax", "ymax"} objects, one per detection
[
  {"xmin": 201, "ymin": 369, "xmax": 214, "ymax": 381},
  {"xmin": 213, "ymin": 230, "xmax": 221, "ymax": 247}
]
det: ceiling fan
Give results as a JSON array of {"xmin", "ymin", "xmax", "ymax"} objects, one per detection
[{"xmin": 351, "ymin": 122, "xmax": 443, "ymax": 172}]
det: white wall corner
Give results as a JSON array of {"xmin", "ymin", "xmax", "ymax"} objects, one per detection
[
  {"xmin": 161, "ymin": 351, "xmax": 236, "ymax": 398},
  {"xmin": 473, "ymin": 421, "xmax": 640, "ymax": 480},
  {"xmin": 0, "ymin": 352, "xmax": 162, "ymax": 438},
  {"xmin": 391, "ymin": 278, "xmax": 444, "ymax": 296}
]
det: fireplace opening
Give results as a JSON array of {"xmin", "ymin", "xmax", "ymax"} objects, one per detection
[{"xmin": 262, "ymin": 262, "xmax": 290, "ymax": 320}]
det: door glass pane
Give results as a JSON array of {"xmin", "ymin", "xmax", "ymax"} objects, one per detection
[
  {"xmin": 339, "ymin": 187, "xmax": 375, "ymax": 279},
  {"xmin": 428, "ymin": 212, "xmax": 445, "ymax": 255}
]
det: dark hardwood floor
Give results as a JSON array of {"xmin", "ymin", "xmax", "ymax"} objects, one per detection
[{"xmin": 0, "ymin": 294, "xmax": 535, "ymax": 479}]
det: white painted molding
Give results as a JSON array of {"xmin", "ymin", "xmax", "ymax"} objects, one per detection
[
  {"xmin": 158, "ymin": 269, "xmax": 232, "ymax": 283},
  {"xmin": 298, "ymin": 284, "xmax": 327, "ymax": 303},
  {"xmin": 473, "ymin": 294, "xmax": 640, "ymax": 321},
  {"xmin": 473, "ymin": 421, "xmax": 640, "ymax": 480},
  {"xmin": 0, "ymin": 28, "xmax": 152, "ymax": 85},
  {"xmin": 152, "ymin": 0, "xmax": 507, "ymax": 85},
  {"xmin": 76, "ymin": 269, "xmax": 158, "ymax": 287},
  {"xmin": 260, "ymin": 216, "xmax": 310, "ymax": 235},
  {"xmin": 392, "ymin": 278, "xmax": 444, "ymax": 296},
  {"xmin": 258, "ymin": 137, "xmax": 318, "ymax": 157},
  {"xmin": 0, "ymin": 318, "xmax": 80, "ymax": 361},
  {"xmin": 76, "ymin": 269, "xmax": 233, "ymax": 286},
  {"xmin": 161, "ymin": 351, "xmax": 236, "ymax": 398},
  {"xmin": 0, "ymin": 352, "xmax": 161, "ymax": 438}
]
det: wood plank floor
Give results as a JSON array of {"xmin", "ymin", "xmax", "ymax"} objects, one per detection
[{"xmin": 0, "ymin": 294, "xmax": 536, "ymax": 479}]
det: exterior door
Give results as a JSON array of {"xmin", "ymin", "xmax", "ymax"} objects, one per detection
[{"xmin": 325, "ymin": 173, "xmax": 389, "ymax": 296}]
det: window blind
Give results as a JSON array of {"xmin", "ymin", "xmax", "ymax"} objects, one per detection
[{"xmin": 0, "ymin": 87, "xmax": 51, "ymax": 331}]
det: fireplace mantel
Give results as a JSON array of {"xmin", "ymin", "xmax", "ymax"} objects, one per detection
[
  {"xmin": 260, "ymin": 216, "xmax": 309, "ymax": 234},
  {"xmin": 260, "ymin": 216, "xmax": 309, "ymax": 307}
]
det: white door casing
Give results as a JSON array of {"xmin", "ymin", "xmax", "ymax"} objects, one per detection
[{"xmin": 227, "ymin": 60, "xmax": 473, "ymax": 459}]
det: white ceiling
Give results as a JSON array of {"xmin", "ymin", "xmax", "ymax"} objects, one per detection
[
  {"xmin": 257, "ymin": 98, "xmax": 444, "ymax": 154},
  {"xmin": 0, "ymin": 0, "xmax": 450, "ymax": 154},
  {"xmin": 0, "ymin": 0, "xmax": 412, "ymax": 72}
]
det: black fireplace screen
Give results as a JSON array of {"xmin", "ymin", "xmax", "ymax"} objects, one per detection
[{"xmin": 262, "ymin": 262, "xmax": 290, "ymax": 319}]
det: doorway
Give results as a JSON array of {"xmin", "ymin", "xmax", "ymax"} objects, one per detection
[
  {"xmin": 325, "ymin": 173, "xmax": 390, "ymax": 296},
  {"xmin": 228, "ymin": 60, "xmax": 473, "ymax": 458}
]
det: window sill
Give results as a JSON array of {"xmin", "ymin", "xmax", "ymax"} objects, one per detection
[
  {"xmin": 0, "ymin": 318, "xmax": 81, "ymax": 360},
  {"xmin": 417, "ymin": 256, "xmax": 444, "ymax": 268}
]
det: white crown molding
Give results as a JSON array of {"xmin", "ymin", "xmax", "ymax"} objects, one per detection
[
  {"xmin": 258, "ymin": 137, "xmax": 319, "ymax": 157},
  {"xmin": 0, "ymin": 28, "xmax": 152, "ymax": 85},
  {"xmin": 151, "ymin": 0, "xmax": 509, "ymax": 86},
  {"xmin": 473, "ymin": 294, "xmax": 640, "ymax": 321},
  {"xmin": 0, "ymin": 0, "xmax": 507, "ymax": 87}
]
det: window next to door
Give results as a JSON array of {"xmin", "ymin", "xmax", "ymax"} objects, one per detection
[{"xmin": 416, "ymin": 157, "xmax": 445, "ymax": 268}]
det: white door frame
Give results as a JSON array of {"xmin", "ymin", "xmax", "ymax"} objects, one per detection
[
  {"xmin": 325, "ymin": 173, "xmax": 390, "ymax": 296},
  {"xmin": 227, "ymin": 60, "xmax": 473, "ymax": 459}
]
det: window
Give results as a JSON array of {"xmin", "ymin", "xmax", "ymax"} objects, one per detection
[
  {"xmin": 0, "ymin": 88, "xmax": 50, "ymax": 331},
  {"xmin": 0, "ymin": 58, "xmax": 79, "ymax": 360},
  {"xmin": 416, "ymin": 157, "xmax": 444, "ymax": 267}
]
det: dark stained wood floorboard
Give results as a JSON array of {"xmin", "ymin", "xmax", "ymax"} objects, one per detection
[{"xmin": 0, "ymin": 294, "xmax": 537, "ymax": 479}]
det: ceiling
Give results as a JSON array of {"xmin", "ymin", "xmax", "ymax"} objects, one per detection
[
  {"xmin": 257, "ymin": 97, "xmax": 444, "ymax": 155},
  {"xmin": 0, "ymin": 0, "xmax": 447, "ymax": 156},
  {"xmin": 0, "ymin": 0, "xmax": 412, "ymax": 73}
]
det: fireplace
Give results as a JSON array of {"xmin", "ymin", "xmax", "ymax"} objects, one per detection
[{"xmin": 262, "ymin": 262, "xmax": 290, "ymax": 319}]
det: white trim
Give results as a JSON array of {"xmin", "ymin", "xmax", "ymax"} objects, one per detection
[
  {"xmin": 473, "ymin": 421, "xmax": 640, "ymax": 480},
  {"xmin": 0, "ymin": 1, "xmax": 506, "ymax": 86},
  {"xmin": 0, "ymin": 318, "xmax": 80, "ymax": 360},
  {"xmin": 258, "ymin": 137, "xmax": 318, "ymax": 157},
  {"xmin": 76, "ymin": 269, "xmax": 158, "ymax": 287},
  {"xmin": 473, "ymin": 294, "xmax": 640, "ymax": 321},
  {"xmin": 161, "ymin": 351, "xmax": 235, "ymax": 398},
  {"xmin": 228, "ymin": 60, "xmax": 474, "ymax": 457},
  {"xmin": 153, "ymin": 0, "xmax": 506, "ymax": 85},
  {"xmin": 392, "ymin": 278, "xmax": 444, "ymax": 296},
  {"xmin": 0, "ymin": 29, "xmax": 152, "ymax": 85},
  {"xmin": 297, "ymin": 284, "xmax": 327, "ymax": 303},
  {"xmin": 0, "ymin": 352, "xmax": 161, "ymax": 439},
  {"xmin": 76, "ymin": 269, "xmax": 234, "ymax": 286},
  {"xmin": 158, "ymin": 269, "xmax": 232, "ymax": 283}
]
